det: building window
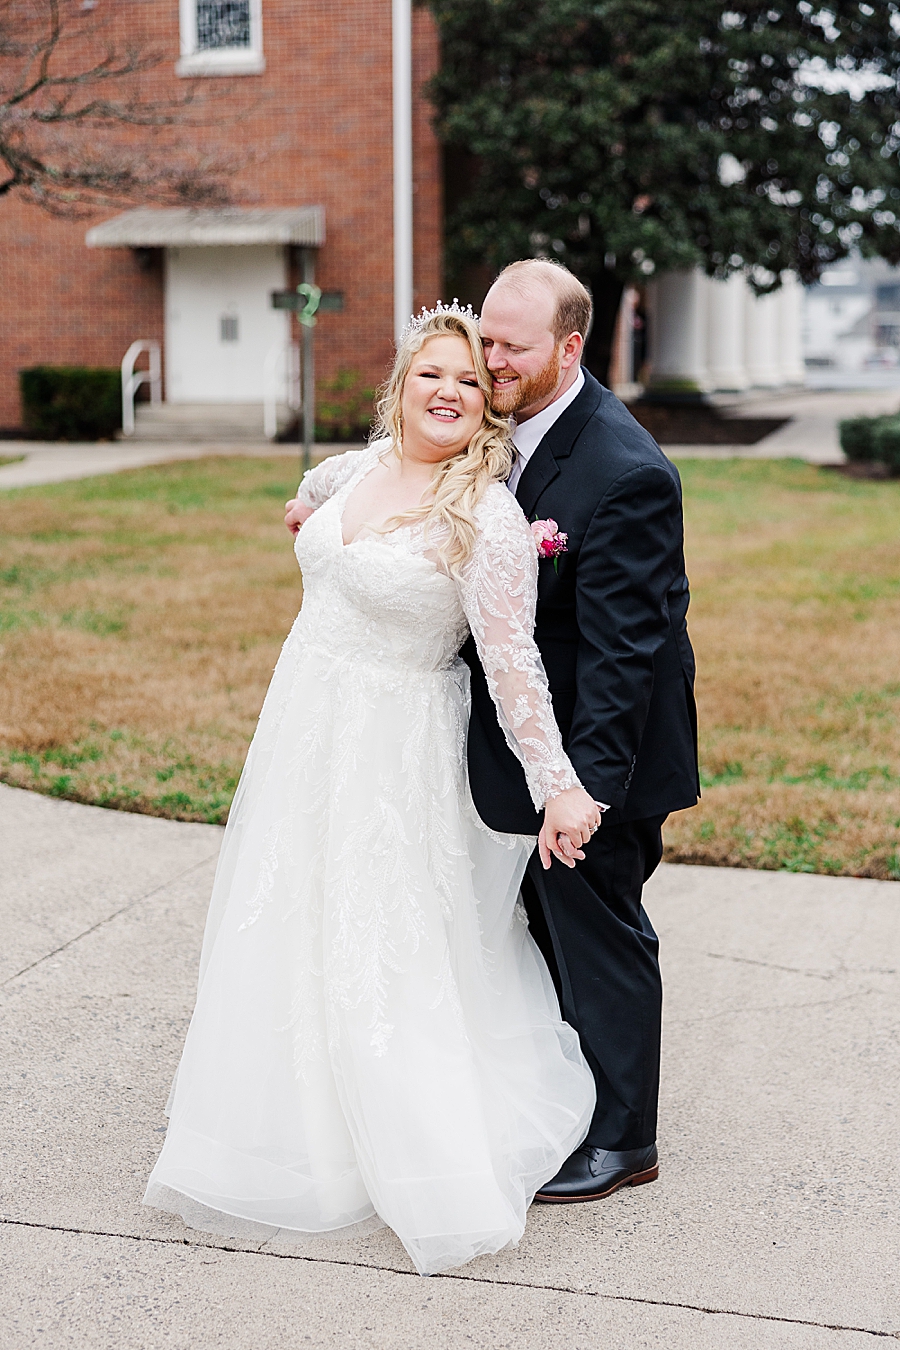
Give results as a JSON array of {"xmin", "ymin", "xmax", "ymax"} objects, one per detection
[
  {"xmin": 220, "ymin": 314, "xmax": 240, "ymax": 342},
  {"xmin": 197, "ymin": 1, "xmax": 251, "ymax": 50},
  {"xmin": 177, "ymin": 0, "xmax": 264, "ymax": 76},
  {"xmin": 876, "ymin": 284, "xmax": 900, "ymax": 310}
]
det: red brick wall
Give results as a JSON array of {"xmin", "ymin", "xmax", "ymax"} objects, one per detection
[{"xmin": 0, "ymin": 1, "xmax": 442, "ymax": 428}]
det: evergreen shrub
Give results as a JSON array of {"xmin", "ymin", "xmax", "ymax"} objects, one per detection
[
  {"xmin": 19, "ymin": 366, "xmax": 121, "ymax": 440},
  {"xmin": 838, "ymin": 413, "xmax": 900, "ymax": 472},
  {"xmin": 873, "ymin": 417, "xmax": 900, "ymax": 475}
]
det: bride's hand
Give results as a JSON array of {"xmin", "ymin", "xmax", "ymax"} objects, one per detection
[
  {"xmin": 285, "ymin": 498, "xmax": 315, "ymax": 534},
  {"xmin": 538, "ymin": 787, "xmax": 603, "ymax": 870}
]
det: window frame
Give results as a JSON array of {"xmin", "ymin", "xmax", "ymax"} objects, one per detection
[{"xmin": 176, "ymin": 0, "xmax": 265, "ymax": 77}]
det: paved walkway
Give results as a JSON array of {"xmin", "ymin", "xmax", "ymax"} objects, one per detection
[
  {"xmin": 2, "ymin": 388, "xmax": 898, "ymax": 490},
  {"xmin": 0, "ymin": 439, "xmax": 339, "ymax": 491},
  {"xmin": 666, "ymin": 387, "xmax": 900, "ymax": 462},
  {"xmin": 1, "ymin": 782, "xmax": 897, "ymax": 1348}
]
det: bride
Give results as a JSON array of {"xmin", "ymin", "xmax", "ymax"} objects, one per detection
[{"xmin": 145, "ymin": 304, "xmax": 599, "ymax": 1276}]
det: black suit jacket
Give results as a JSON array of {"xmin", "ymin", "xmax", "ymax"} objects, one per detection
[{"xmin": 463, "ymin": 371, "xmax": 700, "ymax": 834}]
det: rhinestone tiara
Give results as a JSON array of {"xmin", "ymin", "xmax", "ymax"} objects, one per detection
[{"xmin": 400, "ymin": 299, "xmax": 479, "ymax": 343}]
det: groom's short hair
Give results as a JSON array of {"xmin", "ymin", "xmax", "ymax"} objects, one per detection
[{"xmin": 494, "ymin": 259, "xmax": 593, "ymax": 343}]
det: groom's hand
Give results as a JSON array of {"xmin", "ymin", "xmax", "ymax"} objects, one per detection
[
  {"xmin": 539, "ymin": 787, "xmax": 603, "ymax": 869},
  {"xmin": 284, "ymin": 497, "xmax": 314, "ymax": 534},
  {"xmin": 538, "ymin": 822, "xmax": 583, "ymax": 869}
]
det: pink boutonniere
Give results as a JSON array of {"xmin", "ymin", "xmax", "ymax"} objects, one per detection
[{"xmin": 531, "ymin": 518, "xmax": 568, "ymax": 572}]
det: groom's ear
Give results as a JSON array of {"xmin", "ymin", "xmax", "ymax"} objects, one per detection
[{"xmin": 560, "ymin": 332, "xmax": 584, "ymax": 369}]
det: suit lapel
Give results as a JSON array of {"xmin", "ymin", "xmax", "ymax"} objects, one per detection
[
  {"xmin": 515, "ymin": 442, "xmax": 561, "ymax": 518},
  {"xmin": 514, "ymin": 372, "xmax": 603, "ymax": 518}
]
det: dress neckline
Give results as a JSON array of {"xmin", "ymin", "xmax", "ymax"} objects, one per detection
[{"xmin": 337, "ymin": 449, "xmax": 427, "ymax": 550}]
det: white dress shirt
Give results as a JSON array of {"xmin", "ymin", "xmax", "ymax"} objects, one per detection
[{"xmin": 507, "ymin": 367, "xmax": 585, "ymax": 493}]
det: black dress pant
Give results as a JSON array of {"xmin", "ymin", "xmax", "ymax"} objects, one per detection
[{"xmin": 521, "ymin": 814, "xmax": 666, "ymax": 1152}]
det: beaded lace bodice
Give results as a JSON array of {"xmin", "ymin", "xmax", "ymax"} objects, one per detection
[{"xmin": 296, "ymin": 442, "xmax": 580, "ymax": 809}]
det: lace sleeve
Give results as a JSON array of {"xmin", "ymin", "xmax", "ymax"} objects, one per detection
[
  {"xmin": 456, "ymin": 485, "xmax": 582, "ymax": 812},
  {"xmin": 296, "ymin": 442, "xmax": 386, "ymax": 509}
]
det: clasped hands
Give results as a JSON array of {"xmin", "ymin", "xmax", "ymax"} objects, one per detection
[{"xmin": 539, "ymin": 787, "xmax": 604, "ymax": 871}]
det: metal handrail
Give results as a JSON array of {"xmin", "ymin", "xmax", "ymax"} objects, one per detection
[
  {"xmin": 121, "ymin": 340, "xmax": 162, "ymax": 437},
  {"xmin": 263, "ymin": 340, "xmax": 300, "ymax": 440}
]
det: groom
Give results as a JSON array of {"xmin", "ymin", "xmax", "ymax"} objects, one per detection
[{"xmin": 464, "ymin": 259, "xmax": 699, "ymax": 1201}]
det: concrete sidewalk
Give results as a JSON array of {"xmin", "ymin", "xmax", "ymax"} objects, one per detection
[
  {"xmin": 0, "ymin": 439, "xmax": 344, "ymax": 491},
  {"xmin": 666, "ymin": 386, "xmax": 900, "ymax": 462},
  {"xmin": 1, "ymin": 782, "xmax": 897, "ymax": 1347}
]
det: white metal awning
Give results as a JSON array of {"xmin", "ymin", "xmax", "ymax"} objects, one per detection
[{"xmin": 85, "ymin": 206, "xmax": 325, "ymax": 249}]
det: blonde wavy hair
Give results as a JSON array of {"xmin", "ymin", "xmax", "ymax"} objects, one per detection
[{"xmin": 370, "ymin": 310, "xmax": 513, "ymax": 573}]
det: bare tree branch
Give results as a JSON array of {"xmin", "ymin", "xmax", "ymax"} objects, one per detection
[{"xmin": 0, "ymin": 0, "xmax": 237, "ymax": 215}]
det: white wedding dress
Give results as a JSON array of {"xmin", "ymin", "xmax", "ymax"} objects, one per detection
[{"xmin": 145, "ymin": 443, "xmax": 595, "ymax": 1275}]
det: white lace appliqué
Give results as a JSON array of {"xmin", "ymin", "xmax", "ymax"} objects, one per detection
[
  {"xmin": 297, "ymin": 444, "xmax": 383, "ymax": 510},
  {"xmin": 455, "ymin": 484, "xmax": 580, "ymax": 810}
]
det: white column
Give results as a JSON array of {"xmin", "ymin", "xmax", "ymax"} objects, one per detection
[
  {"xmin": 744, "ymin": 285, "xmax": 781, "ymax": 387},
  {"xmin": 647, "ymin": 270, "xmax": 710, "ymax": 391},
  {"xmin": 609, "ymin": 285, "xmax": 638, "ymax": 393},
  {"xmin": 705, "ymin": 273, "xmax": 748, "ymax": 391},
  {"xmin": 777, "ymin": 272, "xmax": 806, "ymax": 385},
  {"xmin": 392, "ymin": 0, "xmax": 413, "ymax": 342}
]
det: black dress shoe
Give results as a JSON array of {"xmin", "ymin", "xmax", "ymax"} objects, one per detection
[{"xmin": 534, "ymin": 1143, "xmax": 659, "ymax": 1203}]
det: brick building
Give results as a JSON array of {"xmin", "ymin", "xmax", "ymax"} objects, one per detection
[
  {"xmin": 0, "ymin": 0, "xmax": 442, "ymax": 433},
  {"xmin": 2, "ymin": 2, "xmax": 824, "ymax": 439}
]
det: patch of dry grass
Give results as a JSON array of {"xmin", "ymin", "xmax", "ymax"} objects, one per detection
[
  {"xmin": 664, "ymin": 459, "xmax": 900, "ymax": 879},
  {"xmin": 0, "ymin": 458, "xmax": 303, "ymax": 821},
  {"xmin": 0, "ymin": 455, "xmax": 898, "ymax": 876}
]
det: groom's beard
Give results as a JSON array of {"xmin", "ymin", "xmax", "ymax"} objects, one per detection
[{"xmin": 491, "ymin": 350, "xmax": 562, "ymax": 417}]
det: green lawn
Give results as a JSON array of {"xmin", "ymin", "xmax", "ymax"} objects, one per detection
[
  {"xmin": 0, "ymin": 455, "xmax": 898, "ymax": 877},
  {"xmin": 666, "ymin": 457, "xmax": 900, "ymax": 878}
]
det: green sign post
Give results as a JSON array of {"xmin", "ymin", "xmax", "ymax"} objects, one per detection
[{"xmin": 270, "ymin": 274, "xmax": 345, "ymax": 474}]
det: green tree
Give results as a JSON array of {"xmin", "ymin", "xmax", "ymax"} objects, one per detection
[{"xmin": 427, "ymin": 0, "xmax": 900, "ymax": 381}]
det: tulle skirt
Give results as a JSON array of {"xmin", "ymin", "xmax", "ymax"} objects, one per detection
[{"xmin": 144, "ymin": 628, "xmax": 595, "ymax": 1275}]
